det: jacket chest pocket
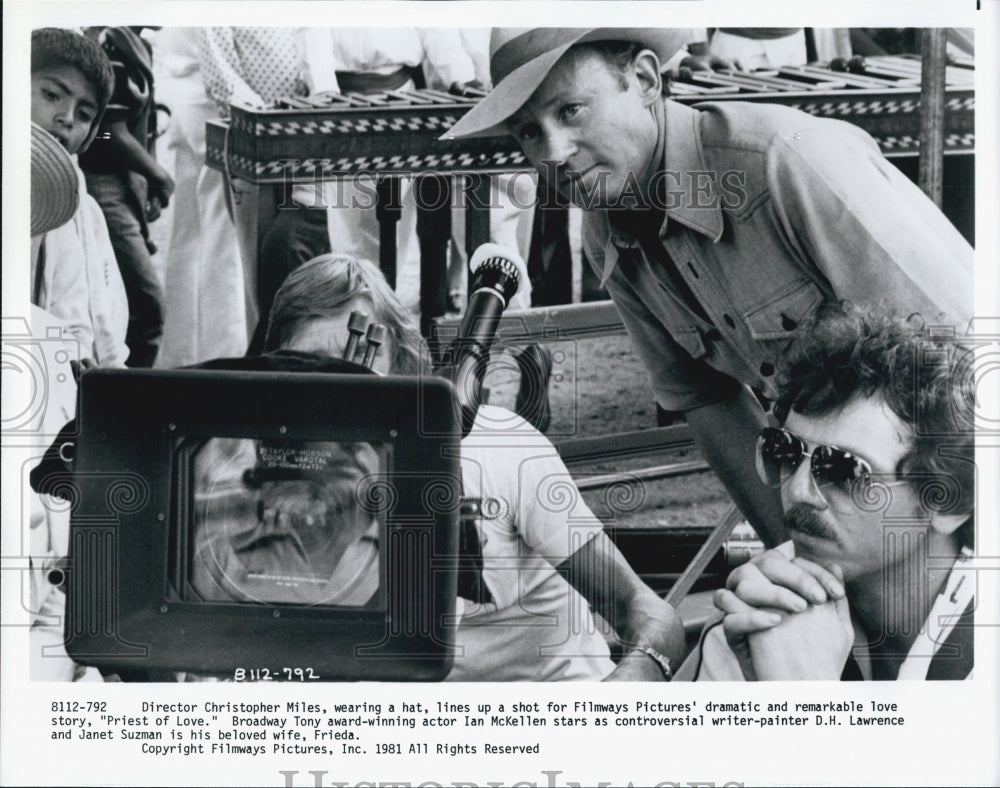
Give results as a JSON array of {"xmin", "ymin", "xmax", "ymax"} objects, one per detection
[{"xmin": 743, "ymin": 279, "xmax": 824, "ymax": 341}]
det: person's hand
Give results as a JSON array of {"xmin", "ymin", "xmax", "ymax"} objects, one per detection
[
  {"xmin": 227, "ymin": 175, "xmax": 253, "ymax": 206},
  {"xmin": 749, "ymin": 584, "xmax": 853, "ymax": 681},
  {"xmin": 69, "ymin": 357, "xmax": 97, "ymax": 382},
  {"xmin": 146, "ymin": 167, "xmax": 176, "ymax": 221},
  {"xmin": 449, "ymin": 80, "xmax": 487, "ymax": 97},
  {"xmin": 713, "ymin": 546, "xmax": 847, "ymax": 680},
  {"xmin": 717, "ymin": 564, "xmax": 853, "ymax": 680},
  {"xmin": 719, "ymin": 545, "xmax": 846, "ymax": 617}
]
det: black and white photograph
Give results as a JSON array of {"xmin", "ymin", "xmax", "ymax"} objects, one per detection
[{"xmin": 3, "ymin": 3, "xmax": 998, "ymax": 786}]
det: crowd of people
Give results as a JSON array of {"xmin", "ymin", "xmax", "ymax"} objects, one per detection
[{"xmin": 26, "ymin": 26, "xmax": 976, "ymax": 683}]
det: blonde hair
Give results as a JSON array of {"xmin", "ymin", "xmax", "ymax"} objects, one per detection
[{"xmin": 265, "ymin": 254, "xmax": 426, "ymax": 374}]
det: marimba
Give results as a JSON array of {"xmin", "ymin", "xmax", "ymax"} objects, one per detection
[
  {"xmin": 207, "ymin": 87, "xmax": 527, "ymax": 184},
  {"xmin": 206, "ymin": 55, "xmax": 973, "ymax": 182},
  {"xmin": 207, "ymin": 86, "xmax": 515, "ymax": 336},
  {"xmin": 670, "ymin": 55, "xmax": 974, "ymax": 157}
]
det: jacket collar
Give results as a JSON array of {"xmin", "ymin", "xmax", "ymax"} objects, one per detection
[{"xmin": 601, "ymin": 99, "xmax": 725, "ymax": 285}]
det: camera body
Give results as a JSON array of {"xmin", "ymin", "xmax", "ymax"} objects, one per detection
[{"xmin": 63, "ymin": 366, "xmax": 462, "ymax": 680}]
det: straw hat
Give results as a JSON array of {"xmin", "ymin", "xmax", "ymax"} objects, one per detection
[
  {"xmin": 31, "ymin": 122, "xmax": 79, "ymax": 237},
  {"xmin": 444, "ymin": 28, "xmax": 693, "ymax": 140}
]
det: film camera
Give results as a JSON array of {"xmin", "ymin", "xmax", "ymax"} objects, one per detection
[
  {"xmin": 34, "ymin": 244, "xmax": 526, "ymax": 681},
  {"xmin": 43, "ymin": 354, "xmax": 480, "ymax": 681}
]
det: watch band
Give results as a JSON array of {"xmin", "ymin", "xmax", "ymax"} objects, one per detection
[{"xmin": 629, "ymin": 645, "xmax": 673, "ymax": 681}]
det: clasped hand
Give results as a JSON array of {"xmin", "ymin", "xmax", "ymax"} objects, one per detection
[{"xmin": 713, "ymin": 546, "xmax": 853, "ymax": 680}]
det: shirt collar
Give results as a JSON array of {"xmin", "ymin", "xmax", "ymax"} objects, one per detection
[
  {"xmin": 661, "ymin": 99, "xmax": 726, "ymax": 240},
  {"xmin": 602, "ymin": 99, "xmax": 725, "ymax": 282}
]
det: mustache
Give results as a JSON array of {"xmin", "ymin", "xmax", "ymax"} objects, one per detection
[{"xmin": 784, "ymin": 504, "xmax": 837, "ymax": 541}]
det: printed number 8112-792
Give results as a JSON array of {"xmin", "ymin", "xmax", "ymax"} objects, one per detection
[
  {"xmin": 233, "ymin": 668, "xmax": 320, "ymax": 681},
  {"xmin": 51, "ymin": 702, "xmax": 107, "ymax": 712}
]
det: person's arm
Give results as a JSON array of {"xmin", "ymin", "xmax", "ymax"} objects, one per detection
[
  {"xmin": 417, "ymin": 28, "xmax": 477, "ymax": 90},
  {"xmin": 195, "ymin": 27, "xmax": 266, "ymax": 115},
  {"xmin": 101, "ymin": 120, "xmax": 175, "ymax": 211},
  {"xmin": 557, "ymin": 532, "xmax": 685, "ymax": 681},
  {"xmin": 685, "ymin": 385, "xmax": 787, "ymax": 548},
  {"xmin": 488, "ymin": 405, "xmax": 684, "ymax": 681},
  {"xmin": 299, "ymin": 28, "xmax": 340, "ymax": 95}
]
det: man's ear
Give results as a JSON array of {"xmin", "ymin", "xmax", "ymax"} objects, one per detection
[
  {"xmin": 632, "ymin": 50, "xmax": 663, "ymax": 107},
  {"xmin": 929, "ymin": 508, "xmax": 970, "ymax": 537}
]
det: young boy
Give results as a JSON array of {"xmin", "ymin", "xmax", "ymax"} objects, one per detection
[
  {"xmin": 78, "ymin": 26, "xmax": 174, "ymax": 368},
  {"xmin": 31, "ymin": 27, "xmax": 129, "ymax": 368},
  {"xmin": 26, "ymin": 123, "xmax": 91, "ymax": 681}
]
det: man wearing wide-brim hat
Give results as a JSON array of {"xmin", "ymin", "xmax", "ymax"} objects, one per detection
[{"xmin": 445, "ymin": 28, "xmax": 973, "ymax": 549}]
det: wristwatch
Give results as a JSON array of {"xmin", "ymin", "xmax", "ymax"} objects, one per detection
[{"xmin": 629, "ymin": 646, "xmax": 673, "ymax": 681}]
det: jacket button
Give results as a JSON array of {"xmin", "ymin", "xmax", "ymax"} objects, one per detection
[
  {"xmin": 760, "ymin": 362, "xmax": 775, "ymax": 376},
  {"xmin": 723, "ymin": 314, "xmax": 736, "ymax": 329},
  {"xmin": 781, "ymin": 313, "xmax": 797, "ymax": 331}
]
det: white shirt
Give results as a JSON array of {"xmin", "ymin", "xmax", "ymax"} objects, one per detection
[
  {"xmin": 301, "ymin": 28, "xmax": 475, "ymax": 94},
  {"xmin": 448, "ymin": 407, "xmax": 615, "ymax": 681},
  {"xmin": 197, "ymin": 27, "xmax": 307, "ymax": 115}
]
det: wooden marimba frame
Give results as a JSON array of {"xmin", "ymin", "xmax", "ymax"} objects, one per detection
[{"xmin": 207, "ymin": 87, "xmax": 531, "ymax": 340}]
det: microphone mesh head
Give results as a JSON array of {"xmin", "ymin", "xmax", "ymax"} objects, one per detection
[{"xmin": 468, "ymin": 243, "xmax": 526, "ymax": 305}]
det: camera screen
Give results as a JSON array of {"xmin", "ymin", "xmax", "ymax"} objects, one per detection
[{"xmin": 176, "ymin": 435, "xmax": 390, "ymax": 609}]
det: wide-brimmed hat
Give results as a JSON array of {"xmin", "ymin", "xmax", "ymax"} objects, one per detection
[
  {"xmin": 31, "ymin": 122, "xmax": 79, "ymax": 236},
  {"xmin": 444, "ymin": 28, "xmax": 693, "ymax": 140}
]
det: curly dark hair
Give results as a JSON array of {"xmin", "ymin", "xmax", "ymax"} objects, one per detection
[
  {"xmin": 775, "ymin": 302, "xmax": 975, "ymax": 538},
  {"xmin": 31, "ymin": 28, "xmax": 115, "ymax": 121}
]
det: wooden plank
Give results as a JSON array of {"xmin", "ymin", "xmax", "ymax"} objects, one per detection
[
  {"xmin": 665, "ymin": 505, "xmax": 745, "ymax": 607},
  {"xmin": 556, "ymin": 424, "xmax": 694, "ymax": 466},
  {"xmin": 572, "ymin": 459, "xmax": 708, "ymax": 490},
  {"xmin": 919, "ymin": 29, "xmax": 947, "ymax": 207}
]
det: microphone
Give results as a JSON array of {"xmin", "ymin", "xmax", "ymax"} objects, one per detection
[
  {"xmin": 442, "ymin": 243, "xmax": 526, "ymax": 434},
  {"xmin": 461, "ymin": 243, "xmax": 526, "ymax": 349}
]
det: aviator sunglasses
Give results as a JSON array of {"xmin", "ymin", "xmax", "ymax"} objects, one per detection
[{"xmin": 755, "ymin": 426, "xmax": 873, "ymax": 492}]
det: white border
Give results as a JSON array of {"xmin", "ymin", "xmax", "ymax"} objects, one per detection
[{"xmin": 3, "ymin": 3, "xmax": 999, "ymax": 787}]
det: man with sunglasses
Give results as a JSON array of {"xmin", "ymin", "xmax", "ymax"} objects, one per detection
[
  {"xmin": 691, "ymin": 302, "xmax": 975, "ymax": 681},
  {"xmin": 445, "ymin": 28, "xmax": 973, "ymax": 550}
]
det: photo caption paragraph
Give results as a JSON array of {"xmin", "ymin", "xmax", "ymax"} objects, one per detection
[{"xmin": 47, "ymin": 696, "xmax": 907, "ymax": 758}]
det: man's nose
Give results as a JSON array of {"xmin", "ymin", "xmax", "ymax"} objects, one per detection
[
  {"xmin": 783, "ymin": 458, "xmax": 828, "ymax": 510},
  {"xmin": 539, "ymin": 127, "xmax": 577, "ymax": 166}
]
